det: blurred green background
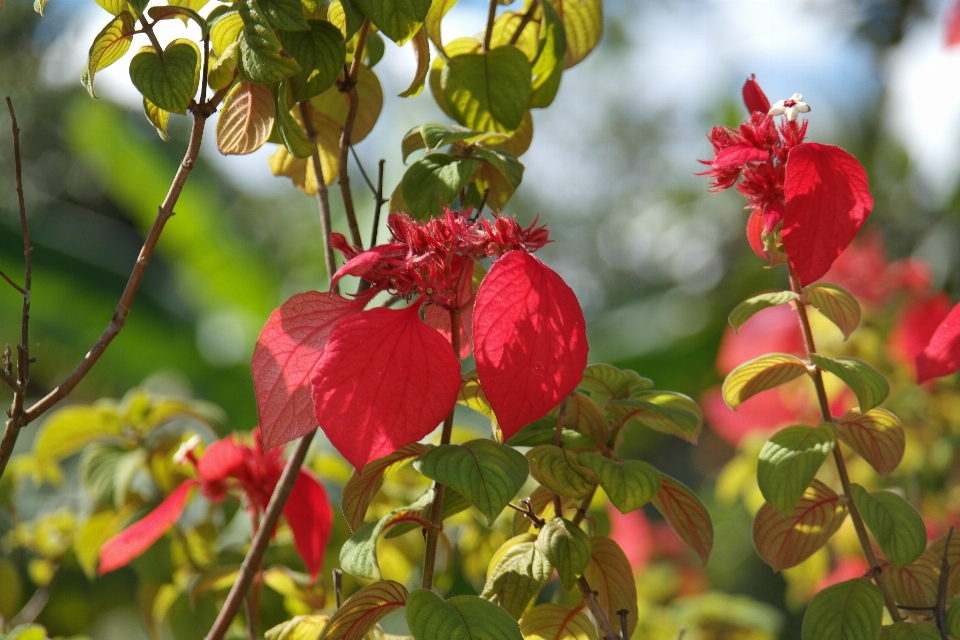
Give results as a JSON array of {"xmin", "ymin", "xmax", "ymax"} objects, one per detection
[{"xmin": 3, "ymin": 0, "xmax": 960, "ymax": 637}]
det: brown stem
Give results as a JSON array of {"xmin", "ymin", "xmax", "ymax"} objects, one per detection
[
  {"xmin": 337, "ymin": 19, "xmax": 370, "ymax": 249},
  {"xmin": 298, "ymin": 101, "xmax": 338, "ymax": 293},
  {"xmin": 552, "ymin": 397, "xmax": 568, "ymax": 519},
  {"xmin": 18, "ymin": 109, "xmax": 209, "ymax": 430},
  {"xmin": 571, "ymin": 486, "xmax": 596, "ymax": 526},
  {"xmin": 0, "ymin": 268, "xmax": 24, "ymax": 294},
  {"xmin": 787, "ymin": 265, "xmax": 902, "ymax": 622},
  {"xmin": 204, "ymin": 431, "xmax": 316, "ymax": 640},
  {"xmin": 482, "ymin": 0, "xmax": 498, "ymax": 52},
  {"xmin": 139, "ymin": 16, "xmax": 165, "ymax": 56},
  {"xmin": 369, "ymin": 159, "xmax": 385, "ymax": 248},
  {"xmin": 576, "ymin": 575, "xmax": 619, "ymax": 640},
  {"xmin": 0, "ymin": 369, "xmax": 16, "ymax": 391},
  {"xmin": 421, "ymin": 306, "xmax": 461, "ymax": 590},
  {"xmin": 508, "ymin": 0, "xmax": 540, "ymax": 46}
]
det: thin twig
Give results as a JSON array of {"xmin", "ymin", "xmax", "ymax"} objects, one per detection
[
  {"xmin": 139, "ymin": 16, "xmax": 165, "ymax": 57},
  {"xmin": 508, "ymin": 0, "xmax": 540, "ymax": 47},
  {"xmin": 576, "ymin": 575, "xmax": 619, "ymax": 640},
  {"xmin": 787, "ymin": 265, "xmax": 902, "ymax": 622},
  {"xmin": 617, "ymin": 609, "xmax": 629, "ymax": 640},
  {"xmin": 243, "ymin": 596, "xmax": 257, "ymax": 640},
  {"xmin": 0, "ymin": 369, "xmax": 16, "ymax": 391},
  {"xmin": 9, "ymin": 588, "xmax": 48, "ymax": 627},
  {"xmin": 334, "ymin": 569, "xmax": 343, "ymax": 608},
  {"xmin": 482, "ymin": 0, "xmax": 498, "ymax": 53},
  {"xmin": 349, "ymin": 145, "xmax": 377, "ymax": 197},
  {"xmin": 369, "ymin": 159, "xmax": 385, "ymax": 247},
  {"xmin": 506, "ymin": 501, "xmax": 545, "ymax": 528},
  {"xmin": 199, "ymin": 34, "xmax": 210, "ymax": 106},
  {"xmin": 204, "ymin": 431, "xmax": 316, "ymax": 640},
  {"xmin": 337, "ymin": 19, "xmax": 370, "ymax": 249},
  {"xmin": 298, "ymin": 101, "xmax": 338, "ymax": 293},
  {"xmin": 421, "ymin": 305, "xmax": 461, "ymax": 590},
  {"xmin": 935, "ymin": 526, "xmax": 954, "ymax": 639},
  {"xmin": 0, "ymin": 269, "xmax": 24, "ymax": 294}
]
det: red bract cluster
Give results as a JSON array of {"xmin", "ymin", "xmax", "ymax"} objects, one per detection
[
  {"xmin": 98, "ymin": 430, "xmax": 332, "ymax": 577},
  {"xmin": 701, "ymin": 77, "xmax": 873, "ymax": 285},
  {"xmin": 252, "ymin": 209, "xmax": 587, "ymax": 470}
]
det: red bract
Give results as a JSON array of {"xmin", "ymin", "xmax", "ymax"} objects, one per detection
[
  {"xmin": 98, "ymin": 432, "xmax": 332, "ymax": 578},
  {"xmin": 782, "ymin": 143, "xmax": 873, "ymax": 285},
  {"xmin": 742, "ymin": 74, "xmax": 771, "ymax": 115},
  {"xmin": 472, "ymin": 251, "xmax": 588, "ymax": 439},
  {"xmin": 821, "ymin": 231, "xmax": 931, "ymax": 305},
  {"xmin": 916, "ymin": 301, "xmax": 960, "ymax": 383},
  {"xmin": 310, "ymin": 304, "xmax": 462, "ymax": 470},
  {"xmin": 889, "ymin": 293, "xmax": 951, "ymax": 372},
  {"xmin": 252, "ymin": 292, "xmax": 369, "ymax": 451}
]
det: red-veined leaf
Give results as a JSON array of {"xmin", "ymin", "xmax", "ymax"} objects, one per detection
[
  {"xmin": 753, "ymin": 479, "xmax": 847, "ymax": 571},
  {"xmin": 320, "ymin": 580, "xmax": 408, "ymax": 640},
  {"xmin": 782, "ymin": 142, "xmax": 873, "ymax": 286},
  {"xmin": 216, "ymin": 81, "xmax": 276, "ymax": 155},
  {"xmin": 721, "ymin": 353, "xmax": 809, "ymax": 410},
  {"xmin": 282, "ymin": 470, "xmax": 333, "ymax": 580},
  {"xmin": 83, "ymin": 14, "xmax": 137, "ymax": 99},
  {"xmin": 742, "ymin": 74, "xmax": 770, "ymax": 114},
  {"xmin": 99, "ymin": 480, "xmax": 198, "ymax": 574},
  {"xmin": 582, "ymin": 536, "xmax": 637, "ymax": 639},
  {"xmin": 651, "ymin": 473, "xmax": 713, "ymax": 565},
  {"xmin": 311, "ymin": 304, "xmax": 462, "ymax": 470},
  {"xmin": 342, "ymin": 443, "xmax": 429, "ymax": 532},
  {"xmin": 473, "ymin": 251, "xmax": 588, "ymax": 440},
  {"xmin": 801, "ymin": 578, "xmax": 883, "ymax": 640},
  {"xmin": 838, "ymin": 408, "xmax": 905, "ymax": 477},
  {"xmin": 885, "ymin": 551, "xmax": 940, "ymax": 608},
  {"xmin": 916, "ymin": 301, "xmax": 960, "ymax": 383},
  {"xmin": 253, "ymin": 292, "xmax": 369, "ymax": 451},
  {"xmin": 804, "ymin": 283, "xmax": 861, "ymax": 340},
  {"xmin": 927, "ymin": 531, "xmax": 960, "ymax": 597},
  {"xmin": 520, "ymin": 603, "xmax": 599, "ymax": 640}
]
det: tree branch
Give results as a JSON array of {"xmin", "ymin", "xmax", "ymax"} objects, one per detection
[
  {"xmin": 508, "ymin": 0, "xmax": 540, "ymax": 47},
  {"xmin": 298, "ymin": 101, "xmax": 339, "ymax": 293},
  {"xmin": 787, "ymin": 265, "xmax": 902, "ymax": 622},
  {"xmin": 577, "ymin": 575, "xmax": 619, "ymax": 640},
  {"xmin": 483, "ymin": 0, "xmax": 498, "ymax": 53},
  {"xmin": 369, "ymin": 159, "xmax": 385, "ymax": 247},
  {"xmin": 337, "ymin": 19, "xmax": 370, "ymax": 249}
]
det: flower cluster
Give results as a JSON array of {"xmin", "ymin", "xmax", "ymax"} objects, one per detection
[{"xmin": 98, "ymin": 430, "xmax": 332, "ymax": 578}]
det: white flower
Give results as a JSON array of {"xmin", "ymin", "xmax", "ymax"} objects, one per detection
[
  {"xmin": 174, "ymin": 434, "xmax": 202, "ymax": 464},
  {"xmin": 768, "ymin": 93, "xmax": 811, "ymax": 121}
]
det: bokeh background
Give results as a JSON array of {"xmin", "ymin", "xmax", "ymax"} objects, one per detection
[{"xmin": 4, "ymin": 0, "xmax": 960, "ymax": 638}]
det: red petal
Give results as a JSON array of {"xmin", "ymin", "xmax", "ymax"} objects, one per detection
[
  {"xmin": 888, "ymin": 293, "xmax": 951, "ymax": 370},
  {"xmin": 746, "ymin": 209, "xmax": 767, "ymax": 259},
  {"xmin": 742, "ymin": 74, "xmax": 771, "ymax": 114},
  {"xmin": 701, "ymin": 386, "xmax": 799, "ymax": 446},
  {"xmin": 782, "ymin": 143, "xmax": 873, "ymax": 285},
  {"xmin": 311, "ymin": 304, "xmax": 462, "ymax": 470},
  {"xmin": 916, "ymin": 301, "xmax": 960, "ymax": 383},
  {"xmin": 712, "ymin": 145, "xmax": 769, "ymax": 169},
  {"xmin": 473, "ymin": 251, "xmax": 588, "ymax": 439},
  {"xmin": 282, "ymin": 470, "xmax": 333, "ymax": 579},
  {"xmin": 330, "ymin": 244, "xmax": 403, "ymax": 290},
  {"xmin": 948, "ymin": 0, "xmax": 960, "ymax": 46},
  {"xmin": 197, "ymin": 436, "xmax": 245, "ymax": 483},
  {"xmin": 98, "ymin": 480, "xmax": 197, "ymax": 575},
  {"xmin": 253, "ymin": 292, "xmax": 369, "ymax": 451}
]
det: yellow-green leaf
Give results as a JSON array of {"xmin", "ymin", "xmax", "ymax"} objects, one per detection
[
  {"xmin": 258, "ymin": 0, "xmax": 310, "ymax": 31},
  {"xmin": 805, "ymin": 283, "xmax": 861, "ymax": 340},
  {"xmin": 721, "ymin": 353, "xmax": 809, "ymax": 410},
  {"xmin": 526, "ymin": 445, "xmax": 596, "ymax": 500},
  {"xmin": 850, "ymin": 484, "xmax": 926, "ymax": 568},
  {"xmin": 481, "ymin": 533, "xmax": 552, "ymax": 619},
  {"xmin": 528, "ymin": 0, "xmax": 566, "ymax": 109},
  {"xmin": 582, "ymin": 536, "xmax": 637, "ymax": 639},
  {"xmin": 238, "ymin": 0, "xmax": 302, "ymax": 84},
  {"xmin": 810, "ymin": 354, "xmax": 889, "ymax": 412},
  {"xmin": 652, "ymin": 473, "xmax": 713, "ymax": 565},
  {"xmin": 757, "ymin": 423, "xmax": 836, "ymax": 516},
  {"xmin": 520, "ymin": 604, "xmax": 599, "ymax": 640},
  {"xmin": 217, "ymin": 81, "xmax": 275, "ymax": 155},
  {"xmin": 406, "ymin": 590, "xmax": 522, "ymax": 640},
  {"xmin": 320, "ymin": 581, "xmax": 408, "ymax": 640},
  {"xmin": 577, "ymin": 453, "xmax": 660, "ymax": 514},
  {"xmin": 400, "ymin": 153, "xmax": 481, "ymax": 220},
  {"xmin": 279, "ymin": 20, "xmax": 347, "ymax": 102},
  {"xmin": 425, "ymin": 0, "xmax": 457, "ymax": 54},
  {"xmin": 82, "ymin": 13, "xmax": 136, "ymax": 99},
  {"xmin": 33, "ymin": 405, "xmax": 123, "ymax": 468},
  {"xmin": 342, "ymin": 443, "xmax": 429, "ymax": 532},
  {"xmin": 838, "ymin": 408, "xmax": 905, "ymax": 477},
  {"xmin": 578, "ymin": 363, "xmax": 651, "ymax": 405},
  {"xmin": 886, "ymin": 551, "xmax": 940, "ymax": 609},
  {"xmin": 605, "ymin": 391, "xmax": 702, "ymax": 443},
  {"xmin": 211, "ymin": 10, "xmax": 243, "ymax": 56},
  {"xmin": 400, "ymin": 27, "xmax": 430, "ymax": 97},
  {"xmin": 266, "ymin": 615, "xmax": 330, "ymax": 640},
  {"xmin": 354, "ymin": 0, "xmax": 432, "ymax": 45},
  {"xmin": 129, "ymin": 39, "xmax": 200, "ymax": 114},
  {"xmin": 728, "ymin": 291, "xmax": 798, "ymax": 332},
  {"xmin": 536, "ymin": 518, "xmax": 592, "ymax": 590},
  {"xmin": 801, "ymin": 578, "xmax": 883, "ymax": 640},
  {"xmin": 545, "ymin": 0, "xmax": 602, "ymax": 68},
  {"xmin": 442, "ymin": 46, "xmax": 532, "ymax": 133}
]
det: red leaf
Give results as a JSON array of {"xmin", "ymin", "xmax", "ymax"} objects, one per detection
[
  {"xmin": 746, "ymin": 209, "xmax": 767, "ymax": 259},
  {"xmin": 473, "ymin": 251, "xmax": 588, "ymax": 439},
  {"xmin": 253, "ymin": 292, "xmax": 369, "ymax": 451},
  {"xmin": 782, "ymin": 143, "xmax": 873, "ymax": 285},
  {"xmin": 713, "ymin": 145, "xmax": 769, "ymax": 169},
  {"xmin": 651, "ymin": 474, "xmax": 713, "ymax": 565},
  {"xmin": 282, "ymin": 470, "xmax": 333, "ymax": 579},
  {"xmin": 948, "ymin": 0, "xmax": 960, "ymax": 46},
  {"xmin": 99, "ymin": 480, "xmax": 197, "ymax": 575},
  {"xmin": 330, "ymin": 244, "xmax": 403, "ymax": 290},
  {"xmin": 916, "ymin": 301, "xmax": 960, "ymax": 383},
  {"xmin": 196, "ymin": 436, "xmax": 245, "ymax": 484},
  {"xmin": 742, "ymin": 74, "xmax": 771, "ymax": 114},
  {"xmin": 311, "ymin": 304, "xmax": 462, "ymax": 470}
]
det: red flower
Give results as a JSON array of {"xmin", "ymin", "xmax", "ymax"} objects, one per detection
[
  {"xmin": 916, "ymin": 301, "xmax": 960, "ymax": 383},
  {"xmin": 253, "ymin": 209, "xmax": 587, "ymax": 470},
  {"xmin": 98, "ymin": 430, "xmax": 332, "ymax": 578}
]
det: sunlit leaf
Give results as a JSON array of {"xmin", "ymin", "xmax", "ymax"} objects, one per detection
[
  {"xmin": 400, "ymin": 153, "xmax": 481, "ymax": 220},
  {"xmin": 320, "ymin": 581, "xmax": 408, "ymax": 640},
  {"xmin": 216, "ymin": 81, "xmax": 275, "ymax": 155},
  {"xmin": 354, "ymin": 0, "xmax": 431, "ymax": 45},
  {"xmin": 544, "ymin": 0, "xmax": 602, "ymax": 68},
  {"xmin": 481, "ymin": 533, "xmax": 553, "ymax": 619},
  {"xmin": 342, "ymin": 443, "xmax": 429, "ymax": 532},
  {"xmin": 266, "ymin": 615, "xmax": 330, "ymax": 640},
  {"xmin": 425, "ymin": 0, "xmax": 457, "ymax": 54},
  {"xmin": 757, "ymin": 423, "xmax": 835, "ymax": 516},
  {"xmin": 582, "ymin": 535, "xmax": 637, "ymax": 639},
  {"xmin": 238, "ymin": 0, "xmax": 302, "ymax": 84},
  {"xmin": 810, "ymin": 354, "xmax": 889, "ymax": 412},
  {"xmin": 83, "ymin": 13, "xmax": 136, "ymax": 99},
  {"xmin": 801, "ymin": 578, "xmax": 882, "ymax": 640},
  {"xmin": 604, "ymin": 392, "xmax": 702, "ymax": 443},
  {"xmin": 850, "ymin": 484, "xmax": 926, "ymax": 568},
  {"xmin": 257, "ymin": 0, "xmax": 309, "ymax": 31},
  {"xmin": 578, "ymin": 364, "xmax": 651, "ymax": 405},
  {"xmin": 728, "ymin": 291, "xmax": 798, "ymax": 332},
  {"xmin": 129, "ymin": 39, "xmax": 200, "ymax": 115},
  {"xmin": 804, "ymin": 283, "xmax": 861, "ymax": 340},
  {"xmin": 33, "ymin": 405, "xmax": 123, "ymax": 470},
  {"xmin": 526, "ymin": 445, "xmax": 596, "ymax": 499},
  {"xmin": 721, "ymin": 353, "xmax": 808, "ymax": 410},
  {"xmin": 519, "ymin": 604, "xmax": 599, "ymax": 640},
  {"xmin": 528, "ymin": 0, "xmax": 566, "ymax": 109},
  {"xmin": 210, "ymin": 9, "xmax": 243, "ymax": 56},
  {"xmin": 837, "ymin": 409, "xmax": 905, "ymax": 477},
  {"xmin": 400, "ymin": 27, "xmax": 430, "ymax": 97},
  {"xmin": 578, "ymin": 453, "xmax": 660, "ymax": 514},
  {"xmin": 536, "ymin": 518, "xmax": 592, "ymax": 590},
  {"xmin": 442, "ymin": 46, "xmax": 532, "ymax": 133},
  {"xmin": 916, "ymin": 301, "xmax": 960, "ymax": 383},
  {"xmin": 280, "ymin": 20, "xmax": 347, "ymax": 102},
  {"xmin": 651, "ymin": 473, "xmax": 713, "ymax": 565},
  {"xmin": 406, "ymin": 590, "xmax": 522, "ymax": 640}
]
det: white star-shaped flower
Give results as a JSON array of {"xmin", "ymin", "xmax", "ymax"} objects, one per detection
[
  {"xmin": 174, "ymin": 434, "xmax": 202, "ymax": 464},
  {"xmin": 768, "ymin": 93, "xmax": 811, "ymax": 121}
]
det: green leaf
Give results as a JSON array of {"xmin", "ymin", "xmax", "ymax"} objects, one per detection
[
  {"xmin": 419, "ymin": 122, "xmax": 480, "ymax": 149},
  {"xmin": 850, "ymin": 484, "xmax": 926, "ymax": 568},
  {"xmin": 273, "ymin": 82, "xmax": 316, "ymax": 159},
  {"xmin": 520, "ymin": 604, "xmax": 599, "ymax": 640},
  {"xmin": 544, "ymin": 0, "xmax": 602, "ymax": 68},
  {"xmin": 33, "ymin": 405, "xmax": 123, "ymax": 468},
  {"xmin": 129, "ymin": 40, "xmax": 200, "ymax": 114},
  {"xmin": 320, "ymin": 581, "xmax": 408, "ymax": 640},
  {"xmin": 425, "ymin": 0, "xmax": 457, "ymax": 54},
  {"xmin": 578, "ymin": 453, "xmax": 660, "ymax": 514},
  {"xmin": 211, "ymin": 10, "xmax": 244, "ymax": 56},
  {"xmin": 481, "ymin": 533, "xmax": 553, "ymax": 619},
  {"xmin": 528, "ymin": 0, "xmax": 566, "ymax": 109},
  {"xmin": 342, "ymin": 443, "xmax": 429, "ymax": 532},
  {"xmin": 413, "ymin": 439, "xmax": 528, "ymax": 525},
  {"xmin": 147, "ymin": 5, "xmax": 208, "ymax": 35},
  {"xmin": 804, "ymin": 283, "xmax": 861, "ymax": 340},
  {"xmin": 757, "ymin": 423, "xmax": 836, "ymax": 516},
  {"xmin": 83, "ymin": 13, "xmax": 137, "ymax": 99},
  {"xmin": 879, "ymin": 623, "xmax": 942, "ymax": 640},
  {"xmin": 652, "ymin": 474, "xmax": 713, "ymax": 565},
  {"xmin": 216, "ymin": 81, "xmax": 276, "ymax": 155},
  {"xmin": 327, "ymin": 0, "xmax": 365, "ymax": 40},
  {"xmin": 578, "ymin": 364, "xmax": 651, "ymax": 405},
  {"xmin": 838, "ymin": 409, "xmax": 905, "ymax": 477},
  {"xmin": 354, "ymin": 0, "xmax": 432, "ymax": 45},
  {"xmin": 471, "ymin": 147, "xmax": 523, "ymax": 189},
  {"xmin": 340, "ymin": 490, "xmax": 434, "ymax": 579},
  {"xmin": 400, "ymin": 153, "xmax": 481, "ymax": 220},
  {"xmin": 582, "ymin": 536, "xmax": 637, "ymax": 639},
  {"xmin": 526, "ymin": 445, "xmax": 596, "ymax": 499},
  {"xmin": 258, "ymin": 0, "xmax": 309, "ymax": 31},
  {"xmin": 947, "ymin": 598, "xmax": 960, "ymax": 640},
  {"xmin": 810, "ymin": 354, "xmax": 889, "ymax": 412},
  {"xmin": 887, "ymin": 552, "xmax": 940, "ymax": 608},
  {"xmin": 406, "ymin": 590, "xmax": 522, "ymax": 640},
  {"xmin": 536, "ymin": 518, "xmax": 592, "ymax": 590},
  {"xmin": 605, "ymin": 391, "xmax": 702, "ymax": 443},
  {"xmin": 801, "ymin": 578, "xmax": 883, "ymax": 640},
  {"xmin": 442, "ymin": 46, "xmax": 532, "ymax": 133},
  {"xmin": 728, "ymin": 291, "xmax": 798, "ymax": 332},
  {"xmin": 280, "ymin": 20, "xmax": 346, "ymax": 102},
  {"xmin": 722, "ymin": 353, "xmax": 809, "ymax": 410},
  {"xmin": 93, "ymin": 0, "xmax": 127, "ymax": 15},
  {"xmin": 266, "ymin": 615, "xmax": 330, "ymax": 640},
  {"xmin": 400, "ymin": 27, "xmax": 430, "ymax": 97},
  {"xmin": 754, "ymin": 480, "xmax": 847, "ymax": 571},
  {"xmin": 238, "ymin": 0, "xmax": 302, "ymax": 84},
  {"xmin": 401, "ymin": 125, "xmax": 427, "ymax": 162},
  {"xmin": 504, "ymin": 419, "xmax": 594, "ymax": 449}
]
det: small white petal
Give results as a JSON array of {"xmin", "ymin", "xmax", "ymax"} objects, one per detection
[{"xmin": 174, "ymin": 434, "xmax": 203, "ymax": 464}]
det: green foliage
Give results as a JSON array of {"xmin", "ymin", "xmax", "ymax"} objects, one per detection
[
  {"xmin": 728, "ymin": 291, "xmax": 798, "ymax": 332},
  {"xmin": 809, "ymin": 354, "xmax": 889, "ymax": 412},
  {"xmin": 535, "ymin": 518, "xmax": 592, "ymax": 590},
  {"xmin": 279, "ymin": 21, "xmax": 347, "ymax": 102},
  {"xmin": 803, "ymin": 282, "xmax": 861, "ymax": 340},
  {"xmin": 481, "ymin": 533, "xmax": 552, "ymax": 619},
  {"xmin": 406, "ymin": 590, "xmax": 522, "ymax": 640},
  {"xmin": 577, "ymin": 453, "xmax": 660, "ymax": 514},
  {"xmin": 128, "ymin": 40, "xmax": 200, "ymax": 114},
  {"xmin": 722, "ymin": 353, "xmax": 809, "ymax": 409},
  {"xmin": 319, "ymin": 581, "xmax": 408, "ymax": 640},
  {"xmin": 442, "ymin": 47, "xmax": 532, "ymax": 133},
  {"xmin": 526, "ymin": 445, "xmax": 597, "ymax": 499},
  {"xmin": 801, "ymin": 578, "xmax": 883, "ymax": 640},
  {"xmin": 849, "ymin": 484, "xmax": 926, "ymax": 568},
  {"xmin": 757, "ymin": 423, "xmax": 836, "ymax": 516}
]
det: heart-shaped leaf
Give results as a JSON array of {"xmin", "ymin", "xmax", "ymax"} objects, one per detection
[
  {"xmin": 129, "ymin": 39, "xmax": 199, "ymax": 114},
  {"xmin": 442, "ymin": 46, "xmax": 532, "ymax": 133},
  {"xmin": 804, "ymin": 283, "xmax": 861, "ymax": 340},
  {"xmin": 279, "ymin": 20, "xmax": 346, "ymax": 102},
  {"xmin": 406, "ymin": 590, "xmax": 522, "ymax": 640},
  {"xmin": 536, "ymin": 518, "xmax": 593, "ymax": 590},
  {"xmin": 604, "ymin": 392, "xmax": 702, "ymax": 443},
  {"xmin": 801, "ymin": 578, "xmax": 883, "ymax": 640},
  {"xmin": 578, "ymin": 453, "xmax": 660, "ymax": 514},
  {"xmin": 320, "ymin": 581, "xmax": 408, "ymax": 640}
]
